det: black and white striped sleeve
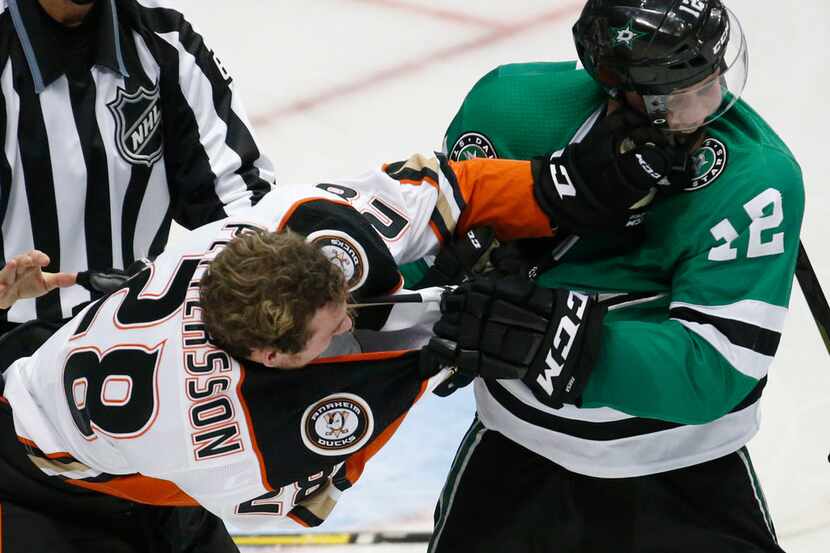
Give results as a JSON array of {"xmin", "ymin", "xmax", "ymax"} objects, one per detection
[
  {"xmin": 668, "ymin": 300, "xmax": 787, "ymax": 381},
  {"xmin": 135, "ymin": 0, "xmax": 275, "ymax": 229}
]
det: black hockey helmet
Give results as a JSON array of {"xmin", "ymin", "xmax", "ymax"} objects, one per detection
[{"xmin": 573, "ymin": 0, "xmax": 748, "ymax": 131}]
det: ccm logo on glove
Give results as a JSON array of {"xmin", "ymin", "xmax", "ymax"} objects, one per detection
[
  {"xmin": 548, "ymin": 150, "xmax": 577, "ymax": 199},
  {"xmin": 422, "ymin": 275, "xmax": 606, "ymax": 408},
  {"xmin": 537, "ymin": 291, "xmax": 589, "ymax": 397}
]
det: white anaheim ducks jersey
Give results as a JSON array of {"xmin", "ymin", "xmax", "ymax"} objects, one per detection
[{"xmin": 1, "ymin": 153, "xmax": 553, "ymax": 530}]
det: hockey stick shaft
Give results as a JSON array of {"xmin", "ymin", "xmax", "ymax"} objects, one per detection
[
  {"xmin": 795, "ymin": 241, "xmax": 830, "ymax": 355},
  {"xmin": 350, "ymin": 286, "xmax": 448, "ymax": 308},
  {"xmin": 795, "ymin": 242, "xmax": 830, "ymax": 463}
]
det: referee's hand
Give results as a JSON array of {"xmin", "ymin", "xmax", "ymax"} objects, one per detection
[{"xmin": 0, "ymin": 250, "xmax": 76, "ymax": 309}]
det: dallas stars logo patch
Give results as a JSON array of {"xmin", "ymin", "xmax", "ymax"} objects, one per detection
[
  {"xmin": 449, "ymin": 132, "xmax": 498, "ymax": 161},
  {"xmin": 687, "ymin": 138, "xmax": 727, "ymax": 191},
  {"xmin": 610, "ymin": 19, "xmax": 649, "ymax": 49}
]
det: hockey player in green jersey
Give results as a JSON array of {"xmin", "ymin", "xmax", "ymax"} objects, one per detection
[{"xmin": 423, "ymin": 1, "xmax": 804, "ymax": 552}]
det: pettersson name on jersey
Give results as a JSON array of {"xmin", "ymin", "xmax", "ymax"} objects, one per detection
[{"xmin": 182, "ymin": 256, "xmax": 244, "ymax": 463}]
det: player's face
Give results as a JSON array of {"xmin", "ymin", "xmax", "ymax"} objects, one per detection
[
  {"xmin": 250, "ymin": 301, "xmax": 353, "ymax": 369},
  {"xmin": 624, "ymin": 71, "xmax": 725, "ymax": 134},
  {"xmin": 663, "ymin": 73, "xmax": 724, "ymax": 132}
]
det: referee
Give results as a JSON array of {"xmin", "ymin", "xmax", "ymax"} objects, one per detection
[
  {"xmin": 0, "ymin": 0, "xmax": 273, "ymax": 551},
  {"xmin": 0, "ymin": 0, "xmax": 275, "ymax": 334}
]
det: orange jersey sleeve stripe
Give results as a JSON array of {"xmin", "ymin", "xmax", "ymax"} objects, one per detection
[
  {"xmin": 287, "ymin": 511, "xmax": 310, "ymax": 528},
  {"xmin": 16, "ymin": 436, "xmax": 73, "ymax": 460},
  {"xmin": 449, "ymin": 158, "xmax": 554, "ymax": 241},
  {"xmin": 308, "ymin": 349, "xmax": 412, "ymax": 365},
  {"xmin": 65, "ymin": 474, "xmax": 199, "ymax": 507},
  {"xmin": 428, "ymin": 220, "xmax": 445, "ymax": 245}
]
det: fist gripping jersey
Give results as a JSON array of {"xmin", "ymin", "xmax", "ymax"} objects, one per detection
[
  {"xmin": 445, "ymin": 62, "xmax": 805, "ymax": 478},
  {"xmin": 1, "ymin": 153, "xmax": 553, "ymax": 531}
]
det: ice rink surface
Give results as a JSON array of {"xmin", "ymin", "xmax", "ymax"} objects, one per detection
[{"xmin": 169, "ymin": 1, "xmax": 830, "ymax": 550}]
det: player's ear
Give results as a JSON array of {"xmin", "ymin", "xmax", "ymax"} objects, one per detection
[{"xmin": 248, "ymin": 348, "xmax": 280, "ymax": 367}]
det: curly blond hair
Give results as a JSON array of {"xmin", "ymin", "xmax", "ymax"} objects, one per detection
[{"xmin": 199, "ymin": 229, "xmax": 347, "ymax": 359}]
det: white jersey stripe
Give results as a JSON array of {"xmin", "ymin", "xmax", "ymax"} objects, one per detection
[
  {"xmin": 673, "ymin": 318, "xmax": 773, "ymax": 379},
  {"xmin": 496, "ymin": 379, "xmax": 635, "ymax": 422},
  {"xmin": 436, "ymin": 167, "xmax": 463, "ymax": 231},
  {"xmin": 670, "ymin": 299, "xmax": 788, "ymax": 332},
  {"xmin": 475, "ymin": 378, "xmax": 762, "ymax": 478},
  {"xmin": 35, "ymin": 462, "xmax": 103, "ymax": 481}
]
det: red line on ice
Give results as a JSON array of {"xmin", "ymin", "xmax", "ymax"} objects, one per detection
[{"xmin": 250, "ymin": 3, "xmax": 582, "ymax": 127}]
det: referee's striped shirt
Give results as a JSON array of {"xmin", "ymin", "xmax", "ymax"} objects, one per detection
[{"xmin": 0, "ymin": 0, "xmax": 275, "ymax": 324}]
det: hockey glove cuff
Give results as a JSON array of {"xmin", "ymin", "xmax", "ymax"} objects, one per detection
[
  {"xmin": 417, "ymin": 227, "xmax": 498, "ymax": 288},
  {"xmin": 421, "ymin": 275, "xmax": 606, "ymax": 407}
]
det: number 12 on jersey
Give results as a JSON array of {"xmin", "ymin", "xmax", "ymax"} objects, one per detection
[{"xmin": 708, "ymin": 188, "xmax": 785, "ymax": 261}]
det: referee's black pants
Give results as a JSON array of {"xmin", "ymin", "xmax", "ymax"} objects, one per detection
[{"xmin": 430, "ymin": 417, "xmax": 785, "ymax": 553}]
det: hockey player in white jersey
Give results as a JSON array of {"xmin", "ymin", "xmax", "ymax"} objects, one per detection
[{"xmin": 0, "ymin": 147, "xmax": 667, "ymax": 550}]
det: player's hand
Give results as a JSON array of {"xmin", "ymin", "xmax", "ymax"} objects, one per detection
[
  {"xmin": 533, "ymin": 106, "xmax": 693, "ymax": 234},
  {"xmin": 0, "ymin": 250, "xmax": 77, "ymax": 309},
  {"xmin": 421, "ymin": 275, "xmax": 606, "ymax": 407}
]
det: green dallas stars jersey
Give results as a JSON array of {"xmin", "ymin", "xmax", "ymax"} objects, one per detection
[{"xmin": 444, "ymin": 62, "xmax": 805, "ymax": 477}]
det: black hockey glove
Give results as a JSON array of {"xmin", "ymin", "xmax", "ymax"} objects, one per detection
[
  {"xmin": 421, "ymin": 275, "xmax": 606, "ymax": 407},
  {"xmin": 75, "ymin": 258, "xmax": 150, "ymax": 296},
  {"xmin": 416, "ymin": 227, "xmax": 498, "ymax": 288},
  {"xmin": 533, "ymin": 106, "xmax": 693, "ymax": 234}
]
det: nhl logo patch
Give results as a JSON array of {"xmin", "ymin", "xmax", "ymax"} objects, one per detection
[
  {"xmin": 107, "ymin": 82, "xmax": 163, "ymax": 167},
  {"xmin": 308, "ymin": 230, "xmax": 368, "ymax": 291},
  {"xmin": 449, "ymin": 132, "xmax": 498, "ymax": 161},
  {"xmin": 300, "ymin": 393, "xmax": 374, "ymax": 457},
  {"xmin": 687, "ymin": 138, "xmax": 727, "ymax": 191}
]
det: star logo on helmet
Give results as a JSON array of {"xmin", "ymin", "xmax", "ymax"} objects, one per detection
[{"xmin": 610, "ymin": 19, "xmax": 649, "ymax": 49}]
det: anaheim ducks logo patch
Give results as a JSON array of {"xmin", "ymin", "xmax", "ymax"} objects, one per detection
[
  {"xmin": 687, "ymin": 138, "xmax": 727, "ymax": 191},
  {"xmin": 107, "ymin": 81, "xmax": 163, "ymax": 167},
  {"xmin": 308, "ymin": 230, "xmax": 368, "ymax": 291},
  {"xmin": 449, "ymin": 132, "xmax": 498, "ymax": 161},
  {"xmin": 301, "ymin": 393, "xmax": 374, "ymax": 456}
]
